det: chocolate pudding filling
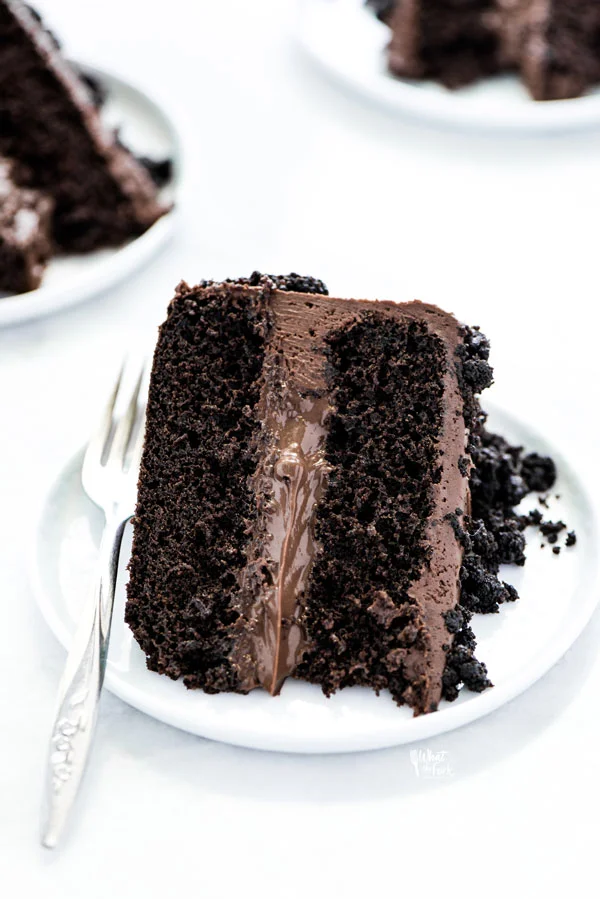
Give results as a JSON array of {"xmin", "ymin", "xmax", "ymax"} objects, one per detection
[{"xmin": 235, "ymin": 382, "xmax": 332, "ymax": 695}]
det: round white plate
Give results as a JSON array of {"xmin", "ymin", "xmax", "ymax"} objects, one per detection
[
  {"xmin": 297, "ymin": 0, "xmax": 600, "ymax": 133},
  {"xmin": 33, "ymin": 403, "xmax": 599, "ymax": 754},
  {"xmin": 0, "ymin": 64, "xmax": 181, "ymax": 327}
]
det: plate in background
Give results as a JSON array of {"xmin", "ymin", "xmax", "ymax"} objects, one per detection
[
  {"xmin": 297, "ymin": 0, "xmax": 600, "ymax": 133},
  {"xmin": 32, "ymin": 401, "xmax": 599, "ymax": 753},
  {"xmin": 0, "ymin": 63, "xmax": 181, "ymax": 327}
]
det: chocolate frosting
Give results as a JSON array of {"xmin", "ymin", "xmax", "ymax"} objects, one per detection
[
  {"xmin": 387, "ymin": 0, "xmax": 423, "ymax": 78},
  {"xmin": 403, "ymin": 322, "xmax": 468, "ymax": 711},
  {"xmin": 231, "ymin": 287, "xmax": 470, "ymax": 705}
]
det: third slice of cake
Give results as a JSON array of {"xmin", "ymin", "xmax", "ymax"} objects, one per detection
[{"xmin": 126, "ymin": 274, "xmax": 493, "ymax": 715}]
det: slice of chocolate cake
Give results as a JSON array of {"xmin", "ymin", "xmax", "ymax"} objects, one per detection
[
  {"xmin": 0, "ymin": 0, "xmax": 168, "ymax": 254},
  {"xmin": 374, "ymin": 0, "xmax": 600, "ymax": 100},
  {"xmin": 0, "ymin": 156, "xmax": 53, "ymax": 294},
  {"xmin": 126, "ymin": 274, "xmax": 501, "ymax": 715}
]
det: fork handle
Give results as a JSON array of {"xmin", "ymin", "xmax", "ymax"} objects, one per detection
[{"xmin": 41, "ymin": 511, "xmax": 128, "ymax": 849}]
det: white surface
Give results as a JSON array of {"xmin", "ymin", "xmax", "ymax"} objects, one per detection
[
  {"xmin": 298, "ymin": 0, "xmax": 600, "ymax": 132},
  {"xmin": 32, "ymin": 406, "xmax": 599, "ymax": 753},
  {"xmin": 2, "ymin": 0, "xmax": 600, "ymax": 894},
  {"xmin": 0, "ymin": 65, "xmax": 180, "ymax": 326}
]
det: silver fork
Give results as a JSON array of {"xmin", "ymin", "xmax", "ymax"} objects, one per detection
[{"xmin": 41, "ymin": 364, "xmax": 146, "ymax": 850}]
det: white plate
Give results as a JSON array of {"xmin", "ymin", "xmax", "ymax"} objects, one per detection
[
  {"xmin": 32, "ymin": 403, "xmax": 599, "ymax": 754},
  {"xmin": 297, "ymin": 0, "xmax": 600, "ymax": 133},
  {"xmin": 0, "ymin": 64, "xmax": 181, "ymax": 327}
]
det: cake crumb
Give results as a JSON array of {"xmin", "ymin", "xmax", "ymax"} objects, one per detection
[
  {"xmin": 539, "ymin": 520, "xmax": 566, "ymax": 544},
  {"xmin": 522, "ymin": 508, "xmax": 543, "ymax": 527}
]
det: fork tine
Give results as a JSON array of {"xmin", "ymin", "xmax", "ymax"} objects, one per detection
[
  {"xmin": 82, "ymin": 364, "xmax": 124, "ymax": 483},
  {"xmin": 128, "ymin": 406, "xmax": 147, "ymax": 478},
  {"xmin": 108, "ymin": 367, "xmax": 144, "ymax": 468}
]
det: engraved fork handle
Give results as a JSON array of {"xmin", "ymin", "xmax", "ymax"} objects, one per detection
[{"xmin": 41, "ymin": 511, "xmax": 128, "ymax": 849}]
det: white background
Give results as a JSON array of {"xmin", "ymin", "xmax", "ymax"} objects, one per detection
[{"xmin": 1, "ymin": 0, "xmax": 600, "ymax": 894}]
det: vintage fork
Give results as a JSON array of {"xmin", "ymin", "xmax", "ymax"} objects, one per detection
[{"xmin": 41, "ymin": 365, "xmax": 146, "ymax": 849}]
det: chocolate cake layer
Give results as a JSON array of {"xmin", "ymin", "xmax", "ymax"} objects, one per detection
[
  {"xmin": 0, "ymin": 156, "xmax": 53, "ymax": 293},
  {"xmin": 126, "ymin": 280, "xmax": 270, "ymax": 692},
  {"xmin": 378, "ymin": 0, "xmax": 600, "ymax": 100},
  {"xmin": 127, "ymin": 275, "xmax": 495, "ymax": 715},
  {"xmin": 0, "ymin": 0, "xmax": 167, "ymax": 253}
]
